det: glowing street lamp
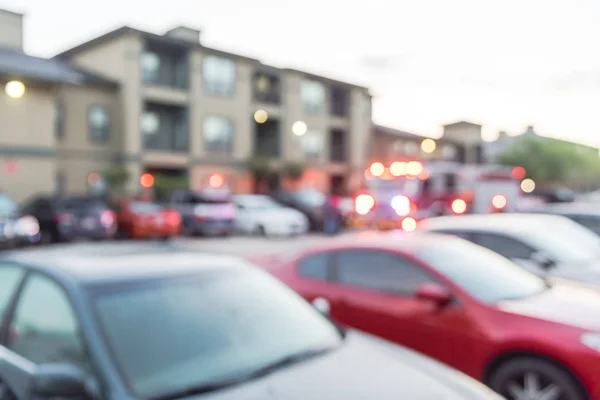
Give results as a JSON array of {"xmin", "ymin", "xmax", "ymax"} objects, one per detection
[
  {"xmin": 421, "ymin": 138, "xmax": 436, "ymax": 154},
  {"xmin": 292, "ymin": 121, "xmax": 307, "ymax": 136},
  {"xmin": 5, "ymin": 81, "xmax": 25, "ymax": 99},
  {"xmin": 254, "ymin": 110, "xmax": 268, "ymax": 124}
]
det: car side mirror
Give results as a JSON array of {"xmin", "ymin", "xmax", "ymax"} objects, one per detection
[
  {"xmin": 531, "ymin": 251, "xmax": 556, "ymax": 270},
  {"xmin": 32, "ymin": 364, "xmax": 89, "ymax": 399},
  {"xmin": 415, "ymin": 283, "xmax": 452, "ymax": 308},
  {"xmin": 312, "ymin": 297, "xmax": 331, "ymax": 317}
]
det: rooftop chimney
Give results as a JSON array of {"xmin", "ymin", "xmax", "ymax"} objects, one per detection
[
  {"xmin": 164, "ymin": 26, "xmax": 201, "ymax": 44},
  {"xmin": 0, "ymin": 9, "xmax": 24, "ymax": 51}
]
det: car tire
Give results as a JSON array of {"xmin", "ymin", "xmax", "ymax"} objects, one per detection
[
  {"xmin": 254, "ymin": 225, "xmax": 266, "ymax": 237},
  {"xmin": 488, "ymin": 356, "xmax": 586, "ymax": 400}
]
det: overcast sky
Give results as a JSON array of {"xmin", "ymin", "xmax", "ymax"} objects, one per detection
[{"xmin": 5, "ymin": 0, "xmax": 600, "ymax": 145}]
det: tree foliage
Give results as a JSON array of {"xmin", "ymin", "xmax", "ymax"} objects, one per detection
[
  {"xmin": 281, "ymin": 161, "xmax": 305, "ymax": 181},
  {"xmin": 103, "ymin": 166, "xmax": 130, "ymax": 192},
  {"xmin": 496, "ymin": 137, "xmax": 600, "ymax": 185}
]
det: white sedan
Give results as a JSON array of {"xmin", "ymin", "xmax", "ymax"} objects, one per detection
[{"xmin": 233, "ymin": 195, "xmax": 309, "ymax": 237}]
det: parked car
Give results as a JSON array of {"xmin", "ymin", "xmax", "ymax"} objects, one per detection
[
  {"xmin": 233, "ymin": 194, "xmax": 308, "ymax": 237},
  {"xmin": 265, "ymin": 232, "xmax": 600, "ymax": 400},
  {"xmin": 270, "ymin": 189, "xmax": 342, "ymax": 232},
  {"xmin": 113, "ymin": 199, "xmax": 181, "ymax": 240},
  {"xmin": 168, "ymin": 188, "xmax": 236, "ymax": 236},
  {"xmin": 21, "ymin": 195, "xmax": 117, "ymax": 243},
  {"xmin": 527, "ymin": 202, "xmax": 600, "ymax": 236},
  {"xmin": 0, "ymin": 243, "xmax": 502, "ymax": 400},
  {"xmin": 0, "ymin": 192, "xmax": 40, "ymax": 249},
  {"xmin": 419, "ymin": 213, "xmax": 600, "ymax": 284}
]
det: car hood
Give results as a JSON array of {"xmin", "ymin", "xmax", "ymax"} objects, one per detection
[
  {"xmin": 195, "ymin": 331, "xmax": 501, "ymax": 400},
  {"xmin": 498, "ymin": 281, "xmax": 600, "ymax": 330}
]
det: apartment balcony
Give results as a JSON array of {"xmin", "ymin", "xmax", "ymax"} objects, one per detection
[
  {"xmin": 141, "ymin": 103, "xmax": 189, "ymax": 154},
  {"xmin": 329, "ymin": 85, "xmax": 350, "ymax": 118},
  {"xmin": 141, "ymin": 41, "xmax": 190, "ymax": 105},
  {"xmin": 253, "ymin": 71, "xmax": 281, "ymax": 105},
  {"xmin": 253, "ymin": 118, "xmax": 281, "ymax": 158},
  {"xmin": 329, "ymin": 128, "xmax": 347, "ymax": 163}
]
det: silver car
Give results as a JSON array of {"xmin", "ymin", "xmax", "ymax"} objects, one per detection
[{"xmin": 419, "ymin": 213, "xmax": 600, "ymax": 284}]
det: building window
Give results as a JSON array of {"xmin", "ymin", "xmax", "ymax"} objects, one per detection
[
  {"xmin": 88, "ymin": 106, "xmax": 110, "ymax": 143},
  {"xmin": 54, "ymin": 100, "xmax": 65, "ymax": 140},
  {"xmin": 301, "ymin": 80, "xmax": 325, "ymax": 114},
  {"xmin": 204, "ymin": 116, "xmax": 234, "ymax": 153},
  {"xmin": 141, "ymin": 52, "xmax": 161, "ymax": 83},
  {"xmin": 203, "ymin": 56, "xmax": 235, "ymax": 96},
  {"xmin": 302, "ymin": 129, "xmax": 324, "ymax": 161},
  {"xmin": 141, "ymin": 106, "xmax": 188, "ymax": 152},
  {"xmin": 442, "ymin": 144, "xmax": 456, "ymax": 160}
]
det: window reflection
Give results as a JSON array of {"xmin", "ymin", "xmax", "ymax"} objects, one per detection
[
  {"xmin": 204, "ymin": 116, "xmax": 234, "ymax": 153},
  {"xmin": 204, "ymin": 56, "xmax": 235, "ymax": 96},
  {"xmin": 301, "ymin": 80, "xmax": 325, "ymax": 114}
]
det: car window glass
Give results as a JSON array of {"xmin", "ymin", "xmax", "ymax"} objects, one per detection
[
  {"xmin": 433, "ymin": 229, "xmax": 472, "ymax": 240},
  {"xmin": 0, "ymin": 266, "xmax": 24, "ymax": 320},
  {"xmin": 473, "ymin": 233, "xmax": 534, "ymax": 259},
  {"xmin": 568, "ymin": 215, "xmax": 600, "ymax": 232},
  {"xmin": 8, "ymin": 274, "xmax": 89, "ymax": 370},
  {"xmin": 298, "ymin": 254, "xmax": 329, "ymax": 281},
  {"xmin": 336, "ymin": 250, "xmax": 434, "ymax": 295}
]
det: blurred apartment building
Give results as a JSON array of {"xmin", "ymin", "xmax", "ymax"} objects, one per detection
[
  {"xmin": 370, "ymin": 121, "xmax": 486, "ymax": 164},
  {"xmin": 0, "ymin": 8, "xmax": 372, "ymax": 201}
]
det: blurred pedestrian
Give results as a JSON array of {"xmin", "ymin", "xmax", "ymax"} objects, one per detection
[{"xmin": 323, "ymin": 194, "xmax": 342, "ymax": 235}]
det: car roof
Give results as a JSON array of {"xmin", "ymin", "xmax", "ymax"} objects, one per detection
[
  {"xmin": 1, "ymin": 242, "xmax": 252, "ymax": 285},
  {"xmin": 250, "ymin": 231, "xmax": 466, "ymax": 265},
  {"xmin": 418, "ymin": 213, "xmax": 569, "ymax": 235}
]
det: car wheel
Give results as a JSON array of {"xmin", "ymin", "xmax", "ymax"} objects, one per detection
[{"xmin": 489, "ymin": 357, "xmax": 586, "ymax": 400}]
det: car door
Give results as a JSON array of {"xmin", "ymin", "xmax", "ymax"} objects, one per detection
[
  {"xmin": 327, "ymin": 250, "xmax": 444, "ymax": 354},
  {"xmin": 0, "ymin": 264, "xmax": 26, "ymax": 400},
  {"xmin": 470, "ymin": 232, "xmax": 542, "ymax": 274},
  {"xmin": 0, "ymin": 271, "xmax": 95, "ymax": 399}
]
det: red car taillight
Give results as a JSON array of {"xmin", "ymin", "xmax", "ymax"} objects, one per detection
[
  {"xmin": 451, "ymin": 199, "xmax": 468, "ymax": 215},
  {"xmin": 166, "ymin": 212, "xmax": 181, "ymax": 226},
  {"xmin": 100, "ymin": 210, "xmax": 116, "ymax": 227}
]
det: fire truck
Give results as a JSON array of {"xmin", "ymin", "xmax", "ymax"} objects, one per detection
[{"xmin": 349, "ymin": 160, "xmax": 521, "ymax": 231}]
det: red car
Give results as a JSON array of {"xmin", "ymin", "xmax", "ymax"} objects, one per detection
[
  {"xmin": 115, "ymin": 199, "xmax": 181, "ymax": 240},
  {"xmin": 264, "ymin": 232, "xmax": 600, "ymax": 400}
]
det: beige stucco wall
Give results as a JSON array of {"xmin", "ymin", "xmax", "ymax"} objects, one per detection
[
  {"xmin": 1, "ymin": 157, "xmax": 56, "ymax": 202},
  {"xmin": 189, "ymin": 51, "xmax": 253, "ymax": 161},
  {"xmin": 0, "ymin": 85, "xmax": 55, "ymax": 149},
  {"xmin": 71, "ymin": 33, "xmax": 144, "ymax": 155},
  {"xmin": 0, "ymin": 9, "xmax": 23, "ymax": 51}
]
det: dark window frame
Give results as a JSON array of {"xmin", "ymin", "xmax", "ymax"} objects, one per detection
[
  {"xmin": 296, "ymin": 252, "xmax": 334, "ymax": 282},
  {"xmin": 202, "ymin": 55, "xmax": 237, "ymax": 98},
  {"xmin": 88, "ymin": 104, "xmax": 111, "ymax": 144},
  {"xmin": 471, "ymin": 231, "xmax": 536, "ymax": 260},
  {"xmin": 203, "ymin": 115, "xmax": 235, "ymax": 154},
  {"xmin": 330, "ymin": 249, "xmax": 440, "ymax": 297}
]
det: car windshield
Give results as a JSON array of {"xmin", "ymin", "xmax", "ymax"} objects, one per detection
[
  {"xmin": 294, "ymin": 190, "xmax": 326, "ymax": 208},
  {"xmin": 0, "ymin": 194, "xmax": 18, "ymax": 218},
  {"xmin": 130, "ymin": 201, "xmax": 163, "ymax": 214},
  {"xmin": 417, "ymin": 239, "xmax": 547, "ymax": 304},
  {"xmin": 520, "ymin": 221, "xmax": 600, "ymax": 265},
  {"xmin": 60, "ymin": 197, "xmax": 106, "ymax": 211},
  {"xmin": 235, "ymin": 196, "xmax": 282, "ymax": 210},
  {"xmin": 93, "ymin": 268, "xmax": 341, "ymax": 398}
]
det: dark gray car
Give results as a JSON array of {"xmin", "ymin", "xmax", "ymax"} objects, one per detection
[{"xmin": 0, "ymin": 243, "xmax": 502, "ymax": 400}]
